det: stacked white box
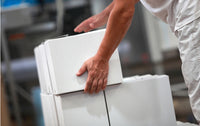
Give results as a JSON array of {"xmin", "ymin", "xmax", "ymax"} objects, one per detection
[
  {"xmin": 40, "ymin": 92, "xmax": 109, "ymax": 126},
  {"xmin": 54, "ymin": 92, "xmax": 109, "ymax": 126},
  {"xmin": 37, "ymin": 75, "xmax": 177, "ymax": 126},
  {"xmin": 34, "ymin": 29, "xmax": 123, "ymax": 95},
  {"xmin": 40, "ymin": 94, "xmax": 59, "ymax": 126},
  {"xmin": 105, "ymin": 75, "xmax": 177, "ymax": 126},
  {"xmin": 34, "ymin": 29, "xmax": 123, "ymax": 126},
  {"xmin": 34, "ymin": 29, "xmax": 177, "ymax": 126}
]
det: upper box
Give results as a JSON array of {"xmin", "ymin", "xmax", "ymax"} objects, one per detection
[{"xmin": 34, "ymin": 29, "xmax": 123, "ymax": 94}]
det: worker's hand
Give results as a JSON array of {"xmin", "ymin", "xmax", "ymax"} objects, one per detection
[
  {"xmin": 76, "ymin": 55, "xmax": 109, "ymax": 94},
  {"xmin": 74, "ymin": 12, "xmax": 109, "ymax": 33}
]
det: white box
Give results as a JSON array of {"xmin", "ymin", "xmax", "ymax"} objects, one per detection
[
  {"xmin": 41, "ymin": 75, "xmax": 176, "ymax": 126},
  {"xmin": 34, "ymin": 29, "xmax": 123, "ymax": 94},
  {"xmin": 41, "ymin": 92, "xmax": 109, "ymax": 126},
  {"xmin": 41, "ymin": 93, "xmax": 59, "ymax": 126},
  {"xmin": 35, "ymin": 45, "xmax": 52, "ymax": 93},
  {"xmin": 105, "ymin": 75, "xmax": 177, "ymax": 126}
]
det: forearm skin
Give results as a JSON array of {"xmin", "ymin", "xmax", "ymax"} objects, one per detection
[{"xmin": 96, "ymin": 0, "xmax": 138, "ymax": 61}]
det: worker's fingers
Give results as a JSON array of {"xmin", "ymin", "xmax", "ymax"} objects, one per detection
[
  {"xmin": 84, "ymin": 23, "xmax": 98, "ymax": 32},
  {"xmin": 78, "ymin": 21, "xmax": 95, "ymax": 33},
  {"xmin": 102, "ymin": 71, "xmax": 108, "ymax": 90},
  {"xmin": 102, "ymin": 78, "xmax": 107, "ymax": 90},
  {"xmin": 80, "ymin": 55, "xmax": 109, "ymax": 94},
  {"xmin": 74, "ymin": 13, "xmax": 106, "ymax": 33},
  {"xmin": 84, "ymin": 21, "xmax": 101, "ymax": 32},
  {"xmin": 84, "ymin": 76, "xmax": 93, "ymax": 93},
  {"xmin": 76, "ymin": 63, "xmax": 87, "ymax": 76},
  {"xmin": 89, "ymin": 78, "xmax": 98, "ymax": 94},
  {"xmin": 74, "ymin": 20, "xmax": 89, "ymax": 32},
  {"xmin": 83, "ymin": 26, "xmax": 93, "ymax": 32},
  {"xmin": 89, "ymin": 20, "xmax": 102, "ymax": 29},
  {"xmin": 96, "ymin": 79, "xmax": 103, "ymax": 93},
  {"xmin": 74, "ymin": 17, "xmax": 94, "ymax": 33},
  {"xmin": 89, "ymin": 23, "xmax": 95, "ymax": 29}
]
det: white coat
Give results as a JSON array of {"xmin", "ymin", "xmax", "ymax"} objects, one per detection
[{"xmin": 140, "ymin": 0, "xmax": 200, "ymax": 123}]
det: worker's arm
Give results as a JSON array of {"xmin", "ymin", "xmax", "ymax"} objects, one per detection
[
  {"xmin": 76, "ymin": 0, "xmax": 139, "ymax": 94},
  {"xmin": 74, "ymin": 2, "xmax": 114, "ymax": 32}
]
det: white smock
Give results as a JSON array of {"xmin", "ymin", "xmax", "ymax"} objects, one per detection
[{"xmin": 140, "ymin": 0, "xmax": 200, "ymax": 123}]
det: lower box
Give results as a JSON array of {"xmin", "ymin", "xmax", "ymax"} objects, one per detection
[
  {"xmin": 41, "ymin": 75, "xmax": 177, "ymax": 126},
  {"xmin": 41, "ymin": 91, "xmax": 109, "ymax": 126},
  {"xmin": 105, "ymin": 75, "xmax": 177, "ymax": 126}
]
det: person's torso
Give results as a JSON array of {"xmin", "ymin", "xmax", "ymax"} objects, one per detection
[{"xmin": 140, "ymin": 0, "xmax": 200, "ymax": 32}]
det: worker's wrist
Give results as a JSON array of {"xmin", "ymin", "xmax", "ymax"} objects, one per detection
[{"xmin": 94, "ymin": 52, "xmax": 110, "ymax": 63}]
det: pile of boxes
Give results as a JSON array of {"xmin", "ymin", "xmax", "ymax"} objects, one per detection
[{"xmin": 34, "ymin": 29, "xmax": 177, "ymax": 126}]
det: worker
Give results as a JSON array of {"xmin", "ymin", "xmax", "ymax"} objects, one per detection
[{"xmin": 74, "ymin": 0, "xmax": 200, "ymax": 123}]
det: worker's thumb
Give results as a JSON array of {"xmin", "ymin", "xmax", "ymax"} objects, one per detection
[{"xmin": 76, "ymin": 63, "xmax": 87, "ymax": 76}]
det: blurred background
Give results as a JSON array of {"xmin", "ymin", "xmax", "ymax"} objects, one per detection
[{"xmin": 1, "ymin": 0, "xmax": 198, "ymax": 125}]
